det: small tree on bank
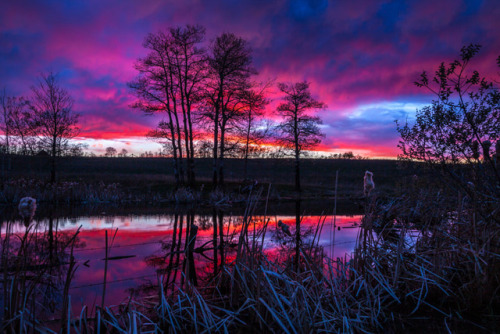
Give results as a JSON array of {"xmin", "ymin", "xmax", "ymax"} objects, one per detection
[
  {"xmin": 276, "ymin": 81, "xmax": 325, "ymax": 193},
  {"xmin": 30, "ymin": 73, "xmax": 79, "ymax": 183}
]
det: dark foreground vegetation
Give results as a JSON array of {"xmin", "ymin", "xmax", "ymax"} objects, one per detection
[{"xmin": 1, "ymin": 182, "xmax": 498, "ymax": 333}]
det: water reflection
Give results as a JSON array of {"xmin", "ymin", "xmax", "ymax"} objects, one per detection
[
  {"xmin": 1, "ymin": 204, "xmax": 363, "ymax": 317},
  {"xmin": 0, "ymin": 205, "xmax": 82, "ymax": 332}
]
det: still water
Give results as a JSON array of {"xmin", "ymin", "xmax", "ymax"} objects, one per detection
[{"xmin": 1, "ymin": 202, "xmax": 363, "ymax": 312}]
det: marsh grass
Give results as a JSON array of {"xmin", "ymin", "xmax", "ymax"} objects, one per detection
[
  {"xmin": 1, "ymin": 182, "xmax": 498, "ymax": 332},
  {"xmin": 1, "ymin": 218, "xmax": 82, "ymax": 333}
]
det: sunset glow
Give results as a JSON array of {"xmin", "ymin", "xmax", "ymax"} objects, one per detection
[{"xmin": 1, "ymin": 0, "xmax": 499, "ymax": 157}]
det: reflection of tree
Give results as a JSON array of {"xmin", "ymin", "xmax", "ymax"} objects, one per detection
[
  {"xmin": 137, "ymin": 196, "xmax": 332, "ymax": 332},
  {"xmin": 1, "ymin": 208, "xmax": 82, "ymax": 332},
  {"xmin": 144, "ymin": 211, "xmax": 188, "ymax": 297},
  {"xmin": 143, "ymin": 210, "xmax": 240, "ymax": 299},
  {"xmin": 295, "ymin": 199, "xmax": 301, "ymax": 270},
  {"xmin": 271, "ymin": 201, "xmax": 326, "ymax": 273},
  {"xmin": 213, "ymin": 209, "xmax": 218, "ymax": 274}
]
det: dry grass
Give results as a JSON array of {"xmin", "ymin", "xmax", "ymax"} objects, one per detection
[{"xmin": 1, "ymin": 181, "xmax": 498, "ymax": 333}]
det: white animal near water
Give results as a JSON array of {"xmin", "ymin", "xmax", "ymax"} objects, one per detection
[
  {"xmin": 363, "ymin": 171, "xmax": 375, "ymax": 196},
  {"xmin": 18, "ymin": 197, "xmax": 37, "ymax": 224}
]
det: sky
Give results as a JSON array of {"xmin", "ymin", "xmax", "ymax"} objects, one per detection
[{"xmin": 1, "ymin": 0, "xmax": 499, "ymax": 157}]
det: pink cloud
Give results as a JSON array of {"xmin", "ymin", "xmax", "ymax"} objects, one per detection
[{"xmin": 1, "ymin": 0, "xmax": 498, "ymax": 157}]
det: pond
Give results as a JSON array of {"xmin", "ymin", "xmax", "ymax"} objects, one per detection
[{"xmin": 1, "ymin": 201, "xmax": 364, "ymax": 316}]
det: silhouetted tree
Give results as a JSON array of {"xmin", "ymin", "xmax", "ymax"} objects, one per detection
[
  {"xmin": 237, "ymin": 84, "xmax": 270, "ymax": 180},
  {"xmin": 0, "ymin": 88, "xmax": 11, "ymax": 153},
  {"xmin": 205, "ymin": 32, "xmax": 254, "ymax": 188},
  {"xmin": 196, "ymin": 140, "xmax": 212, "ymax": 158},
  {"xmin": 105, "ymin": 146, "xmax": 117, "ymax": 157},
  {"xmin": 9, "ymin": 97, "xmax": 38, "ymax": 154},
  {"xmin": 276, "ymin": 81, "xmax": 325, "ymax": 192},
  {"xmin": 130, "ymin": 31, "xmax": 183, "ymax": 185},
  {"xmin": 67, "ymin": 143, "xmax": 87, "ymax": 157},
  {"xmin": 0, "ymin": 92, "xmax": 37, "ymax": 155},
  {"xmin": 30, "ymin": 73, "xmax": 79, "ymax": 183},
  {"xmin": 342, "ymin": 151, "xmax": 354, "ymax": 159},
  {"xmin": 397, "ymin": 44, "xmax": 500, "ymax": 199},
  {"xmin": 169, "ymin": 25, "xmax": 207, "ymax": 186},
  {"xmin": 130, "ymin": 25, "xmax": 206, "ymax": 187}
]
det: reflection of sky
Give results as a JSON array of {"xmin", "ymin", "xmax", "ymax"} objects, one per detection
[{"xmin": 4, "ymin": 214, "xmax": 362, "ymax": 310}]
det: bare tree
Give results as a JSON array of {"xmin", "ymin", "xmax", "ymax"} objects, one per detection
[
  {"xmin": 196, "ymin": 139, "xmax": 212, "ymax": 158},
  {"xmin": 7, "ymin": 96, "xmax": 37, "ymax": 154},
  {"xmin": 237, "ymin": 84, "xmax": 270, "ymax": 180},
  {"xmin": 130, "ymin": 31, "xmax": 184, "ymax": 185},
  {"xmin": 119, "ymin": 148, "xmax": 128, "ymax": 157},
  {"xmin": 276, "ymin": 81, "xmax": 325, "ymax": 193},
  {"xmin": 30, "ymin": 73, "xmax": 79, "ymax": 183},
  {"xmin": 0, "ymin": 88, "xmax": 11, "ymax": 153},
  {"xmin": 169, "ymin": 25, "xmax": 207, "ymax": 186},
  {"xmin": 67, "ymin": 143, "xmax": 88, "ymax": 157},
  {"xmin": 205, "ymin": 32, "xmax": 254, "ymax": 188},
  {"xmin": 105, "ymin": 147, "xmax": 117, "ymax": 157},
  {"xmin": 130, "ymin": 25, "xmax": 206, "ymax": 188}
]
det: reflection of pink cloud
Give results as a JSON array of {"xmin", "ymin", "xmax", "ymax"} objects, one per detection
[{"xmin": 15, "ymin": 213, "xmax": 362, "ymax": 311}]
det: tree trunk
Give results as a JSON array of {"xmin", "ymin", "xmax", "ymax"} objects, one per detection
[
  {"xmin": 212, "ymin": 108, "xmax": 219, "ymax": 188},
  {"xmin": 219, "ymin": 121, "xmax": 226, "ymax": 189},
  {"xmin": 51, "ymin": 135, "xmax": 57, "ymax": 183},
  {"xmin": 168, "ymin": 67, "xmax": 185, "ymax": 185},
  {"xmin": 173, "ymin": 107, "xmax": 185, "ymax": 185},
  {"xmin": 165, "ymin": 212, "xmax": 179, "ymax": 289},
  {"xmin": 187, "ymin": 105, "xmax": 196, "ymax": 186},
  {"xmin": 185, "ymin": 217, "xmax": 198, "ymax": 286},
  {"xmin": 294, "ymin": 110, "xmax": 301, "ymax": 193},
  {"xmin": 166, "ymin": 111, "xmax": 180, "ymax": 187},
  {"xmin": 295, "ymin": 154, "xmax": 300, "ymax": 193},
  {"xmin": 244, "ymin": 114, "xmax": 251, "ymax": 181},
  {"xmin": 181, "ymin": 103, "xmax": 191, "ymax": 185},
  {"xmin": 173, "ymin": 214, "xmax": 183, "ymax": 294}
]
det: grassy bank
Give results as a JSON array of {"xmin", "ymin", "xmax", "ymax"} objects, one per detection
[{"xmin": 0, "ymin": 155, "xmax": 415, "ymax": 203}]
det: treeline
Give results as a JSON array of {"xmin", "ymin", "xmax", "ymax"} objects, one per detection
[{"xmin": 100, "ymin": 145, "xmax": 365, "ymax": 160}]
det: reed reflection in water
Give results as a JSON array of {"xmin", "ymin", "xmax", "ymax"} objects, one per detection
[{"xmin": 1, "ymin": 205, "xmax": 362, "ymax": 317}]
